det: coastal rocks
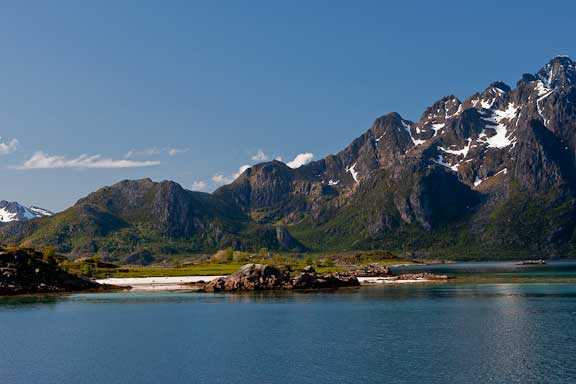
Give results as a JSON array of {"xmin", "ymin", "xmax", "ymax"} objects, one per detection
[
  {"xmin": 290, "ymin": 271, "xmax": 360, "ymax": 290},
  {"xmin": 347, "ymin": 263, "xmax": 392, "ymax": 277},
  {"xmin": 0, "ymin": 248, "xmax": 107, "ymax": 295},
  {"xmin": 204, "ymin": 263, "xmax": 288, "ymax": 291},
  {"xmin": 202, "ymin": 263, "xmax": 360, "ymax": 292}
]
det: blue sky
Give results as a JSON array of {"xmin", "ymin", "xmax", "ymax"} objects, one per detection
[{"xmin": 0, "ymin": 0, "xmax": 574, "ymax": 211}]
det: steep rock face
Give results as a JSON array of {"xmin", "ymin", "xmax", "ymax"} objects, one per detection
[{"xmin": 214, "ymin": 112, "xmax": 420, "ymax": 224}]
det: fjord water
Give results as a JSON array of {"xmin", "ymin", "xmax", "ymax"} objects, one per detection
[{"xmin": 2, "ymin": 262, "xmax": 576, "ymax": 383}]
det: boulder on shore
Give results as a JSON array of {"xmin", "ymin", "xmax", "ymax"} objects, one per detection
[{"xmin": 202, "ymin": 263, "xmax": 360, "ymax": 292}]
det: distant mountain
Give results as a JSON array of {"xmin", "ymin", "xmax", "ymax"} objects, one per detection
[
  {"xmin": 0, "ymin": 179, "xmax": 303, "ymax": 255},
  {"xmin": 2, "ymin": 56, "xmax": 575, "ymax": 259},
  {"xmin": 0, "ymin": 201, "xmax": 53, "ymax": 223}
]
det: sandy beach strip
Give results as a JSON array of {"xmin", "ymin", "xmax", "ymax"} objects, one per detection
[{"xmin": 96, "ymin": 276, "xmax": 223, "ymax": 291}]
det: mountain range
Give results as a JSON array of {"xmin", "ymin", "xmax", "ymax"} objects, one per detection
[{"xmin": 2, "ymin": 56, "xmax": 575, "ymax": 259}]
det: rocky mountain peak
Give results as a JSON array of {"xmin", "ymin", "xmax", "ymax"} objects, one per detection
[
  {"xmin": 0, "ymin": 201, "xmax": 53, "ymax": 223},
  {"xmin": 489, "ymin": 81, "xmax": 512, "ymax": 93},
  {"xmin": 537, "ymin": 55, "xmax": 576, "ymax": 89}
]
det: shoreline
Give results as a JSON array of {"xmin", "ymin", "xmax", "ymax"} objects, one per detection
[{"xmin": 96, "ymin": 274, "xmax": 448, "ymax": 292}]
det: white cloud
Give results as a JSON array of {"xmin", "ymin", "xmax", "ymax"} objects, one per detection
[
  {"xmin": 251, "ymin": 149, "xmax": 268, "ymax": 161},
  {"xmin": 212, "ymin": 164, "xmax": 250, "ymax": 185},
  {"xmin": 0, "ymin": 137, "xmax": 19, "ymax": 155},
  {"xmin": 286, "ymin": 152, "xmax": 314, "ymax": 169},
  {"xmin": 17, "ymin": 151, "xmax": 161, "ymax": 170},
  {"xmin": 167, "ymin": 148, "xmax": 189, "ymax": 157},
  {"xmin": 125, "ymin": 147, "xmax": 189, "ymax": 158},
  {"xmin": 191, "ymin": 181, "xmax": 208, "ymax": 191}
]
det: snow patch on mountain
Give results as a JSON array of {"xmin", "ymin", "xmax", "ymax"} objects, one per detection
[
  {"xmin": 432, "ymin": 123, "xmax": 445, "ymax": 136},
  {"xmin": 440, "ymin": 138, "xmax": 472, "ymax": 157},
  {"xmin": 478, "ymin": 103, "xmax": 518, "ymax": 149},
  {"xmin": 402, "ymin": 120, "xmax": 425, "ymax": 145},
  {"xmin": 346, "ymin": 163, "xmax": 359, "ymax": 183},
  {"xmin": 432, "ymin": 155, "xmax": 459, "ymax": 172},
  {"xmin": 30, "ymin": 206, "xmax": 53, "ymax": 217}
]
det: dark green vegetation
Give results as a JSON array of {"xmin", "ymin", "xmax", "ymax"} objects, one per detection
[{"xmin": 1, "ymin": 57, "xmax": 576, "ymax": 260}]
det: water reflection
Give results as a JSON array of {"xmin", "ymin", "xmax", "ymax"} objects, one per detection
[{"xmin": 2, "ymin": 280, "xmax": 576, "ymax": 383}]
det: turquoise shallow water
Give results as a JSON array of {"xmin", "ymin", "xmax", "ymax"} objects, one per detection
[{"xmin": 1, "ymin": 262, "xmax": 576, "ymax": 384}]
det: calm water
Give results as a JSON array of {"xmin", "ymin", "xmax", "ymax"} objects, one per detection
[{"xmin": 2, "ymin": 262, "xmax": 576, "ymax": 384}]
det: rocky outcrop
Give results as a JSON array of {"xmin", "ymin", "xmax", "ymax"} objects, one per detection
[
  {"xmin": 0, "ymin": 248, "xmax": 109, "ymax": 295},
  {"xmin": 347, "ymin": 263, "xmax": 392, "ymax": 277},
  {"xmin": 202, "ymin": 264, "xmax": 360, "ymax": 292}
]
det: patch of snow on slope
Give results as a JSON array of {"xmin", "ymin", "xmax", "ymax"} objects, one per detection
[
  {"xmin": 432, "ymin": 123, "xmax": 445, "ymax": 136},
  {"xmin": 478, "ymin": 103, "xmax": 518, "ymax": 148},
  {"xmin": 536, "ymin": 86, "xmax": 555, "ymax": 126},
  {"xmin": 328, "ymin": 179, "xmax": 340, "ymax": 186},
  {"xmin": 402, "ymin": 120, "xmax": 426, "ymax": 145},
  {"xmin": 29, "ymin": 206, "xmax": 53, "ymax": 216},
  {"xmin": 439, "ymin": 138, "xmax": 472, "ymax": 158},
  {"xmin": 480, "ymin": 98, "xmax": 495, "ymax": 109},
  {"xmin": 346, "ymin": 163, "xmax": 359, "ymax": 183},
  {"xmin": 474, "ymin": 168, "xmax": 507, "ymax": 188},
  {"xmin": 535, "ymin": 81, "xmax": 552, "ymax": 96},
  {"xmin": 431, "ymin": 155, "xmax": 458, "ymax": 171},
  {"xmin": 0, "ymin": 207, "xmax": 17, "ymax": 222}
]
